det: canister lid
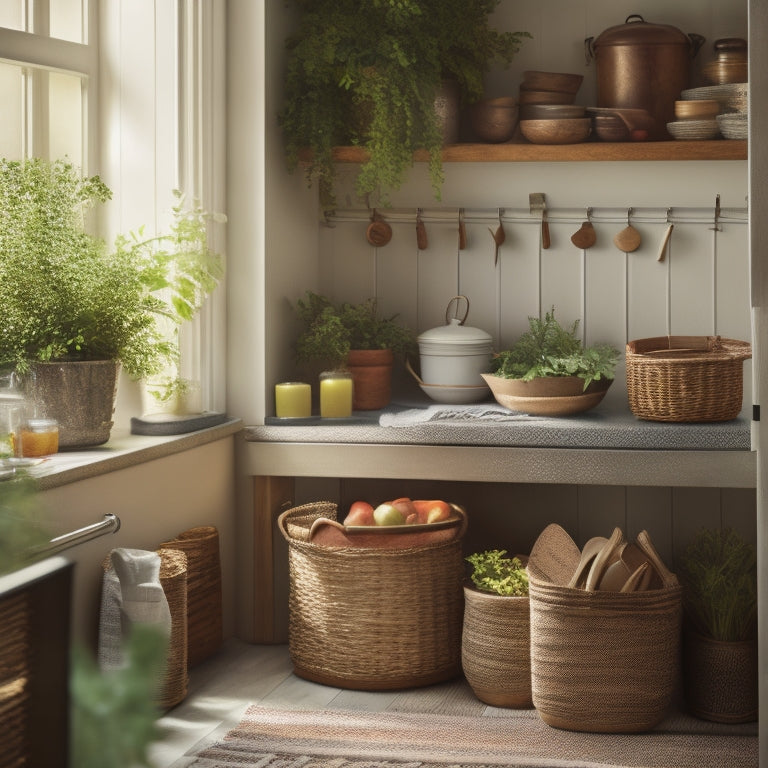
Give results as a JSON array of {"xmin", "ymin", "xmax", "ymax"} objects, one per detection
[
  {"xmin": 593, "ymin": 14, "xmax": 689, "ymax": 47},
  {"xmin": 418, "ymin": 318, "xmax": 492, "ymax": 346}
]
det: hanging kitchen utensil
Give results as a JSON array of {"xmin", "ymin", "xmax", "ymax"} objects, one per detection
[
  {"xmin": 366, "ymin": 209, "xmax": 392, "ymax": 247},
  {"xmin": 416, "ymin": 208, "xmax": 428, "ymax": 250},
  {"xmin": 657, "ymin": 209, "xmax": 674, "ymax": 262},
  {"xmin": 571, "ymin": 207, "xmax": 597, "ymax": 249},
  {"xmin": 529, "ymin": 192, "xmax": 550, "ymax": 249},
  {"xmin": 488, "ymin": 208, "xmax": 505, "ymax": 265},
  {"xmin": 613, "ymin": 208, "xmax": 642, "ymax": 253},
  {"xmin": 458, "ymin": 208, "xmax": 467, "ymax": 250}
]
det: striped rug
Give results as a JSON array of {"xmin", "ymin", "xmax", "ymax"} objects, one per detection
[{"xmin": 188, "ymin": 703, "xmax": 758, "ymax": 768}]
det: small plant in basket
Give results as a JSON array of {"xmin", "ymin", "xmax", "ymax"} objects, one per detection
[
  {"xmin": 678, "ymin": 527, "xmax": 758, "ymax": 723},
  {"xmin": 463, "ymin": 549, "xmax": 531, "ymax": 707},
  {"xmin": 465, "ymin": 549, "xmax": 529, "ymax": 596}
]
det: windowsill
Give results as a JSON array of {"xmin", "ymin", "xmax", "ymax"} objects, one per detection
[{"xmin": 14, "ymin": 418, "xmax": 242, "ymax": 491}]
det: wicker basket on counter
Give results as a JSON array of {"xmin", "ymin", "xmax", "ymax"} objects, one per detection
[
  {"xmin": 625, "ymin": 335, "xmax": 751, "ymax": 422},
  {"xmin": 278, "ymin": 501, "xmax": 467, "ymax": 691}
]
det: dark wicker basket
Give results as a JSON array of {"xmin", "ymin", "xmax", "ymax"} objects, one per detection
[
  {"xmin": 278, "ymin": 502, "xmax": 467, "ymax": 691},
  {"xmin": 160, "ymin": 526, "xmax": 223, "ymax": 667},
  {"xmin": 626, "ymin": 335, "xmax": 751, "ymax": 422}
]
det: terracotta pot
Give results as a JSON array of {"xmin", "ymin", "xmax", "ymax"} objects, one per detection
[
  {"xmin": 683, "ymin": 627, "xmax": 758, "ymax": 723},
  {"xmin": 462, "ymin": 585, "xmax": 532, "ymax": 708},
  {"xmin": 346, "ymin": 349, "xmax": 394, "ymax": 410}
]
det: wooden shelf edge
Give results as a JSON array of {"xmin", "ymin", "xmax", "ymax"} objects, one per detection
[{"xmin": 326, "ymin": 140, "xmax": 747, "ymax": 164}]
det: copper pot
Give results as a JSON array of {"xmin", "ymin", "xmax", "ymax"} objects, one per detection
[{"xmin": 586, "ymin": 15, "xmax": 705, "ymax": 140}]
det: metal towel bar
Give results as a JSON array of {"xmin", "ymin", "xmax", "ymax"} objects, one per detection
[{"xmin": 44, "ymin": 513, "xmax": 121, "ymax": 555}]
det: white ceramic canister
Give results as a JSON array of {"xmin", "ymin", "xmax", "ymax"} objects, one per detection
[{"xmin": 417, "ymin": 297, "xmax": 493, "ymax": 386}]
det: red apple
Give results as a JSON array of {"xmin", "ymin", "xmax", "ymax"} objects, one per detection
[
  {"xmin": 373, "ymin": 502, "xmax": 406, "ymax": 526},
  {"xmin": 390, "ymin": 496, "xmax": 417, "ymax": 521},
  {"xmin": 345, "ymin": 500, "xmax": 375, "ymax": 526}
]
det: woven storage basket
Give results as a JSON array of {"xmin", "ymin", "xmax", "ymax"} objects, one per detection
[
  {"xmin": 160, "ymin": 526, "xmax": 223, "ymax": 667},
  {"xmin": 625, "ymin": 335, "xmax": 751, "ymax": 422},
  {"xmin": 529, "ymin": 575, "xmax": 682, "ymax": 733},
  {"xmin": 0, "ymin": 591, "xmax": 31, "ymax": 766},
  {"xmin": 683, "ymin": 629, "xmax": 758, "ymax": 723},
  {"xmin": 462, "ymin": 586, "xmax": 532, "ymax": 708},
  {"xmin": 102, "ymin": 549, "xmax": 189, "ymax": 709},
  {"xmin": 278, "ymin": 501, "xmax": 467, "ymax": 691}
]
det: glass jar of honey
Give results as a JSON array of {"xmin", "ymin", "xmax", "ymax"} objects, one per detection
[{"xmin": 16, "ymin": 418, "xmax": 59, "ymax": 458}]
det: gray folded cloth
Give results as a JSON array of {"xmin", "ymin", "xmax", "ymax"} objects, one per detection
[
  {"xmin": 98, "ymin": 548, "xmax": 171, "ymax": 670},
  {"xmin": 380, "ymin": 404, "xmax": 541, "ymax": 427}
]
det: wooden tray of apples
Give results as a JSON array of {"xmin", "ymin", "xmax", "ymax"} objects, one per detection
[{"xmin": 343, "ymin": 497, "xmax": 461, "ymax": 533}]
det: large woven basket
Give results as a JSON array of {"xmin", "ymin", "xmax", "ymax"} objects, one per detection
[
  {"xmin": 160, "ymin": 526, "xmax": 223, "ymax": 667},
  {"xmin": 625, "ymin": 335, "xmax": 751, "ymax": 422},
  {"xmin": 462, "ymin": 586, "xmax": 532, "ymax": 708},
  {"xmin": 278, "ymin": 502, "xmax": 467, "ymax": 691},
  {"xmin": 529, "ymin": 575, "xmax": 682, "ymax": 733}
]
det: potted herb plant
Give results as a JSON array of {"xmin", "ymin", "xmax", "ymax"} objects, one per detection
[
  {"xmin": 679, "ymin": 527, "xmax": 758, "ymax": 723},
  {"xmin": 279, "ymin": 0, "xmax": 530, "ymax": 209},
  {"xmin": 0, "ymin": 158, "xmax": 223, "ymax": 447},
  {"xmin": 462, "ymin": 549, "xmax": 532, "ymax": 708},
  {"xmin": 294, "ymin": 291, "xmax": 416, "ymax": 410},
  {"xmin": 481, "ymin": 308, "xmax": 620, "ymax": 415}
]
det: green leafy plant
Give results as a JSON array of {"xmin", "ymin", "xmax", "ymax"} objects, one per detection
[
  {"xmin": 71, "ymin": 624, "xmax": 168, "ymax": 768},
  {"xmin": 0, "ymin": 158, "xmax": 223, "ymax": 380},
  {"xmin": 294, "ymin": 291, "xmax": 417, "ymax": 369},
  {"xmin": 466, "ymin": 549, "xmax": 529, "ymax": 596},
  {"xmin": 279, "ymin": 0, "xmax": 530, "ymax": 208},
  {"xmin": 490, "ymin": 308, "xmax": 620, "ymax": 390},
  {"xmin": 679, "ymin": 527, "xmax": 757, "ymax": 642},
  {"xmin": 0, "ymin": 476, "xmax": 51, "ymax": 576}
]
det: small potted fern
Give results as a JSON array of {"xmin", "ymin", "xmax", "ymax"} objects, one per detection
[
  {"xmin": 679, "ymin": 527, "xmax": 757, "ymax": 723},
  {"xmin": 294, "ymin": 291, "xmax": 416, "ymax": 410},
  {"xmin": 462, "ymin": 549, "xmax": 532, "ymax": 708}
]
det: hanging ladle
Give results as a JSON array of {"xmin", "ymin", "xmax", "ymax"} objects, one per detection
[
  {"xmin": 366, "ymin": 209, "xmax": 392, "ymax": 247},
  {"xmin": 613, "ymin": 208, "xmax": 642, "ymax": 253},
  {"xmin": 571, "ymin": 207, "xmax": 597, "ymax": 249}
]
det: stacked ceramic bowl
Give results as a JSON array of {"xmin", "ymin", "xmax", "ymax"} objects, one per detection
[
  {"xmin": 667, "ymin": 98, "xmax": 721, "ymax": 140},
  {"xmin": 677, "ymin": 83, "xmax": 749, "ymax": 141},
  {"xmin": 518, "ymin": 71, "xmax": 590, "ymax": 144}
]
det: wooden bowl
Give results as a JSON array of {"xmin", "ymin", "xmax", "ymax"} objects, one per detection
[
  {"xmin": 521, "ymin": 70, "xmax": 584, "ymax": 95},
  {"xmin": 517, "ymin": 89, "xmax": 576, "ymax": 106},
  {"xmin": 522, "ymin": 104, "xmax": 586, "ymax": 120},
  {"xmin": 519, "ymin": 117, "xmax": 591, "ymax": 145},
  {"xmin": 593, "ymin": 115, "xmax": 630, "ymax": 142},
  {"xmin": 675, "ymin": 99, "xmax": 720, "ymax": 120},
  {"xmin": 469, "ymin": 97, "xmax": 519, "ymax": 143},
  {"xmin": 481, "ymin": 374, "xmax": 612, "ymax": 416}
]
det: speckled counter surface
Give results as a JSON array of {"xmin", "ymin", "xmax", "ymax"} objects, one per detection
[{"xmin": 248, "ymin": 400, "xmax": 752, "ymax": 451}]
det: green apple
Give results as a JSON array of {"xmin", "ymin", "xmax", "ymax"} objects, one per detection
[{"xmin": 373, "ymin": 502, "xmax": 406, "ymax": 526}]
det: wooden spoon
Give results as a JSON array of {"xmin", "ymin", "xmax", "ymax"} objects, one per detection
[
  {"xmin": 636, "ymin": 530, "xmax": 679, "ymax": 588},
  {"xmin": 585, "ymin": 527, "xmax": 625, "ymax": 591},
  {"xmin": 571, "ymin": 220, "xmax": 597, "ymax": 250},
  {"xmin": 416, "ymin": 210, "xmax": 428, "ymax": 250},
  {"xmin": 366, "ymin": 211, "xmax": 392, "ymax": 247},
  {"xmin": 613, "ymin": 223, "xmax": 641, "ymax": 253},
  {"xmin": 567, "ymin": 536, "xmax": 608, "ymax": 588},
  {"xmin": 488, "ymin": 219, "xmax": 505, "ymax": 265}
]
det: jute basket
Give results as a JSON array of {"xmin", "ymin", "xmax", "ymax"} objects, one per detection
[
  {"xmin": 278, "ymin": 501, "xmax": 467, "ymax": 691},
  {"xmin": 462, "ymin": 586, "xmax": 532, "ymax": 708},
  {"xmin": 683, "ymin": 628, "xmax": 758, "ymax": 723},
  {"xmin": 160, "ymin": 526, "xmax": 223, "ymax": 667},
  {"xmin": 529, "ymin": 575, "xmax": 682, "ymax": 733},
  {"xmin": 625, "ymin": 335, "xmax": 751, "ymax": 422}
]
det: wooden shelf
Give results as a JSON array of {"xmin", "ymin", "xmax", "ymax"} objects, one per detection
[{"xmin": 329, "ymin": 140, "xmax": 747, "ymax": 164}]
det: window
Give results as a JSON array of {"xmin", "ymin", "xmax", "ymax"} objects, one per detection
[
  {"xmin": 0, "ymin": 0, "xmax": 96, "ymax": 167},
  {"xmin": 0, "ymin": 1, "xmax": 226, "ymax": 423}
]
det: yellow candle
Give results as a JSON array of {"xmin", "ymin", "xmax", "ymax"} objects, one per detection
[
  {"xmin": 275, "ymin": 382, "xmax": 311, "ymax": 418},
  {"xmin": 319, "ymin": 371, "xmax": 353, "ymax": 418}
]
